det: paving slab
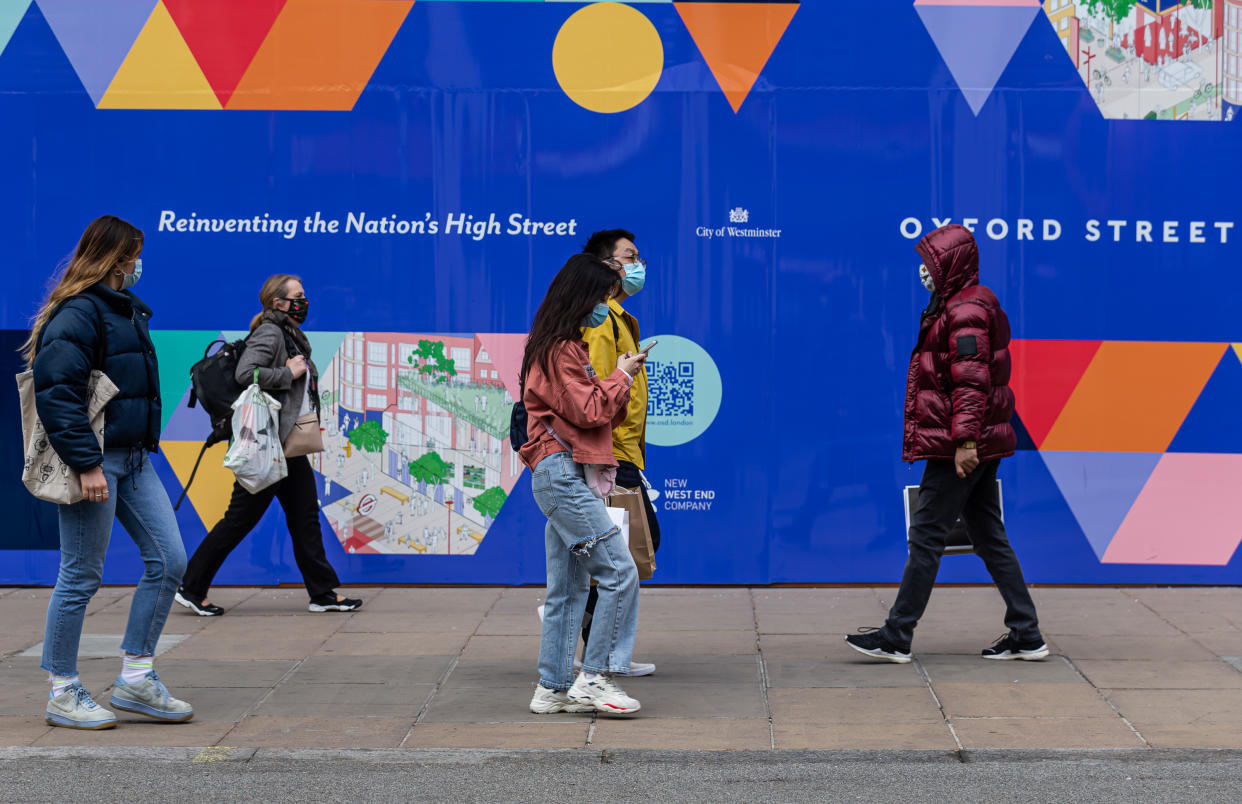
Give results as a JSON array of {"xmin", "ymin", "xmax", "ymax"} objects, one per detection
[
  {"xmin": 634, "ymin": 629, "xmax": 756, "ymax": 656},
  {"xmin": 0, "ymin": 717, "xmax": 51, "ymax": 747},
  {"xmin": 1134, "ymin": 724, "xmax": 1242, "ymax": 749},
  {"xmin": 763, "ymin": 658, "xmax": 925, "ymax": 689},
  {"xmin": 773, "ymin": 721, "xmax": 957, "ymax": 751},
  {"xmin": 315, "ymin": 630, "xmax": 470, "ymax": 657},
  {"xmin": 459, "ymin": 635, "xmax": 540, "ymax": 661},
  {"xmin": 149, "ymin": 687, "xmax": 263, "ymax": 722},
  {"xmin": 418, "ymin": 685, "xmax": 572, "ymax": 724},
  {"xmin": 403, "ymin": 722, "xmax": 590, "ymax": 749},
  {"xmin": 1049, "ymin": 634, "xmax": 1221, "ymax": 662},
  {"xmin": 31, "ymin": 719, "xmax": 234, "ymax": 748},
  {"xmin": 148, "ymin": 659, "xmax": 297, "ymax": 688},
  {"xmin": 337, "ymin": 612, "xmax": 482, "ymax": 635},
  {"xmin": 767, "ymin": 688, "xmax": 942, "ymax": 725},
  {"xmin": 591, "ymin": 717, "xmax": 773, "ymax": 750},
  {"xmin": 18, "ymin": 633, "xmax": 190, "ymax": 659},
  {"xmin": 950, "ymin": 717, "xmax": 1144, "ymax": 749},
  {"xmin": 259, "ymin": 682, "xmax": 435, "ymax": 718},
  {"xmin": 916, "ymin": 654, "xmax": 1083, "ymax": 684},
  {"xmin": 1071, "ymin": 659, "xmax": 1242, "ymax": 690},
  {"xmin": 290, "ymin": 655, "xmax": 451, "ymax": 686},
  {"xmin": 1102, "ymin": 688, "xmax": 1242, "ymax": 724},
  {"xmin": 223, "ymin": 716, "xmax": 414, "ymax": 748},
  {"xmin": 931, "ymin": 682, "xmax": 1117, "ymax": 719}
]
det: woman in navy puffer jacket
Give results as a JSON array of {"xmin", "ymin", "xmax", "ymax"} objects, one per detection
[{"xmin": 25, "ymin": 215, "xmax": 192, "ymax": 730}]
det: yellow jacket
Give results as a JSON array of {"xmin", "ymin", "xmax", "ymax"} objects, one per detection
[{"xmin": 582, "ymin": 298, "xmax": 648, "ymax": 468}]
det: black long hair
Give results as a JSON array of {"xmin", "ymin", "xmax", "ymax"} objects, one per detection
[{"xmin": 521, "ymin": 254, "xmax": 619, "ymax": 390}]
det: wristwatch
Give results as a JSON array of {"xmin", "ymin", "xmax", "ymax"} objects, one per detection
[{"xmin": 961, "ymin": 441, "xmax": 977, "ymax": 450}]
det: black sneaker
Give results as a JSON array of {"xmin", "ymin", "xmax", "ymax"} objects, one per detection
[
  {"xmin": 174, "ymin": 588, "xmax": 223, "ymax": 616},
  {"xmin": 308, "ymin": 593, "xmax": 363, "ymax": 613},
  {"xmin": 844, "ymin": 628, "xmax": 912, "ymax": 663},
  {"xmin": 981, "ymin": 633, "xmax": 1049, "ymax": 661}
]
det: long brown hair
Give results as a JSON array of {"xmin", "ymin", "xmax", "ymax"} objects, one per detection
[
  {"xmin": 250, "ymin": 274, "xmax": 301, "ymax": 332},
  {"xmin": 22, "ymin": 215, "xmax": 143, "ymax": 368},
  {"xmin": 520, "ymin": 254, "xmax": 619, "ymax": 391}
]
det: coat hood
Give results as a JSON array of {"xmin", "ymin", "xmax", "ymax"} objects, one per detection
[{"xmin": 915, "ymin": 224, "xmax": 979, "ymax": 300}]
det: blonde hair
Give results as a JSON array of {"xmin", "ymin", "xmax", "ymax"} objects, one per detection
[
  {"xmin": 250, "ymin": 274, "xmax": 302, "ymax": 332},
  {"xmin": 22, "ymin": 215, "xmax": 143, "ymax": 368}
]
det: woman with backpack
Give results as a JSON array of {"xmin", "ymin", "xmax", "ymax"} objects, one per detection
[
  {"xmin": 521, "ymin": 254, "xmax": 647, "ymax": 716},
  {"xmin": 25, "ymin": 215, "xmax": 193, "ymax": 729},
  {"xmin": 175, "ymin": 274, "xmax": 361, "ymax": 616}
]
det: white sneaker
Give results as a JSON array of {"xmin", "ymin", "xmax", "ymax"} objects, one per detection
[
  {"xmin": 46, "ymin": 684, "xmax": 117, "ymax": 730},
  {"xmin": 573, "ymin": 658, "xmax": 656, "ymax": 677},
  {"xmin": 567, "ymin": 672, "xmax": 641, "ymax": 715},
  {"xmin": 529, "ymin": 684, "xmax": 593, "ymax": 714}
]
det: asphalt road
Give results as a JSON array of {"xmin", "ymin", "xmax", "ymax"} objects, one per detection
[{"xmin": 1, "ymin": 748, "xmax": 1240, "ymax": 802}]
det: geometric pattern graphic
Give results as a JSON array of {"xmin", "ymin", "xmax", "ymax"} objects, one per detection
[
  {"xmin": 673, "ymin": 2, "xmax": 800, "ymax": 113},
  {"xmin": 155, "ymin": 329, "xmax": 528, "ymax": 558},
  {"xmin": 1014, "ymin": 339, "xmax": 1242, "ymax": 566},
  {"xmin": 22, "ymin": 0, "xmax": 411, "ymax": 110},
  {"xmin": 915, "ymin": 0, "xmax": 1043, "ymax": 115},
  {"xmin": 1041, "ymin": 1, "xmax": 1233, "ymax": 122},
  {"xmin": 1, "ymin": 1, "xmax": 803, "ymax": 113}
]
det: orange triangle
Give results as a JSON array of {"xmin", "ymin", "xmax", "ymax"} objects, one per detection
[
  {"xmin": 674, "ymin": 2, "xmax": 798, "ymax": 113},
  {"xmin": 1042, "ymin": 342, "xmax": 1227, "ymax": 453},
  {"xmin": 227, "ymin": 0, "xmax": 413, "ymax": 111},
  {"xmin": 162, "ymin": 440, "xmax": 235, "ymax": 529}
]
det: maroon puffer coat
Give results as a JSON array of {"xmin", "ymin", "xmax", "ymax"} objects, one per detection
[{"xmin": 903, "ymin": 224, "xmax": 1016, "ymax": 462}]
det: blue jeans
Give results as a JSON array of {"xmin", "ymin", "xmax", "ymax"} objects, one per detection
[
  {"xmin": 531, "ymin": 451, "xmax": 638, "ymax": 690},
  {"xmin": 42, "ymin": 449, "xmax": 187, "ymax": 676}
]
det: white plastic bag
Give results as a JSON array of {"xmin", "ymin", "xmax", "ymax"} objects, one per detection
[{"xmin": 222, "ymin": 380, "xmax": 286, "ymax": 494}]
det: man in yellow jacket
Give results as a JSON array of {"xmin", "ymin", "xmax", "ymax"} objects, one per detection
[{"xmin": 580, "ymin": 228, "xmax": 659, "ymax": 677}]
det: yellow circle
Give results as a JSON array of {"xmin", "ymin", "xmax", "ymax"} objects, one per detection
[{"xmin": 552, "ymin": 3, "xmax": 664, "ymax": 114}]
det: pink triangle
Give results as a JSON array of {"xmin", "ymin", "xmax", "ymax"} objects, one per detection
[
  {"xmin": 38, "ymin": 0, "xmax": 158, "ymax": 105},
  {"xmin": 475, "ymin": 333, "xmax": 527, "ymax": 402},
  {"xmin": 1104, "ymin": 453, "xmax": 1242, "ymax": 566}
]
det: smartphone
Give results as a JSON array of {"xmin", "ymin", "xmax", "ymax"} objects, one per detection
[{"xmin": 639, "ymin": 339, "xmax": 658, "ymax": 354}]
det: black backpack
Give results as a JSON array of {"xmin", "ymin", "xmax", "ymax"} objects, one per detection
[{"xmin": 173, "ymin": 337, "xmax": 250, "ymax": 510}]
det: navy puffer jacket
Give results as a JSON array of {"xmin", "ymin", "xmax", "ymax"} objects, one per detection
[
  {"xmin": 32, "ymin": 283, "xmax": 162, "ymax": 472},
  {"xmin": 903, "ymin": 225, "xmax": 1016, "ymax": 463}
]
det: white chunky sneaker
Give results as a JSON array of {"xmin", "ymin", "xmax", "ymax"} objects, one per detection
[
  {"xmin": 46, "ymin": 684, "xmax": 117, "ymax": 730},
  {"xmin": 529, "ymin": 684, "xmax": 594, "ymax": 714},
  {"xmin": 567, "ymin": 672, "xmax": 641, "ymax": 715}
]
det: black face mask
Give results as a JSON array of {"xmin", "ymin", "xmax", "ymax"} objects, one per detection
[{"xmin": 281, "ymin": 297, "xmax": 309, "ymax": 324}]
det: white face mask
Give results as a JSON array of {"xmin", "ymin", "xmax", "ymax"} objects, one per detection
[{"xmin": 919, "ymin": 263, "xmax": 935, "ymax": 292}]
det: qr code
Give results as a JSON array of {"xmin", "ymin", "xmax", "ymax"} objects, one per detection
[{"xmin": 647, "ymin": 360, "xmax": 695, "ymax": 417}]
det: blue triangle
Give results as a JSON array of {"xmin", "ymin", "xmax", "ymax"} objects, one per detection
[
  {"xmin": 1168, "ymin": 351, "xmax": 1242, "ymax": 453},
  {"xmin": 0, "ymin": 1, "xmax": 84, "ymax": 97},
  {"xmin": 916, "ymin": 4, "xmax": 1041, "ymax": 115},
  {"xmin": 312, "ymin": 471, "xmax": 354, "ymax": 509},
  {"xmin": 1041, "ymin": 451, "xmax": 1162, "ymax": 560}
]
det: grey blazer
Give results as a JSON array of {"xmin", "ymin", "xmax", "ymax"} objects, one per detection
[{"xmin": 234, "ymin": 322, "xmax": 316, "ymax": 443}]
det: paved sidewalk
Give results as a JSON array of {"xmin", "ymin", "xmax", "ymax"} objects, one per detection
[{"xmin": 1, "ymin": 585, "xmax": 1241, "ymax": 752}]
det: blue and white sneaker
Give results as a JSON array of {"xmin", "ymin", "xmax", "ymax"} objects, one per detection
[
  {"xmin": 46, "ymin": 684, "xmax": 117, "ymax": 730},
  {"xmin": 109, "ymin": 671, "xmax": 194, "ymax": 722}
]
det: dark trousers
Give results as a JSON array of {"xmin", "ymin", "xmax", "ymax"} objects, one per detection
[
  {"xmin": 582, "ymin": 459, "xmax": 660, "ymax": 648},
  {"xmin": 879, "ymin": 459, "xmax": 1041, "ymax": 650},
  {"xmin": 181, "ymin": 455, "xmax": 341, "ymax": 600}
]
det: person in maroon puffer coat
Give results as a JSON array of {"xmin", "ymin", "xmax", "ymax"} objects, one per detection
[{"xmin": 846, "ymin": 224, "xmax": 1048, "ymax": 663}]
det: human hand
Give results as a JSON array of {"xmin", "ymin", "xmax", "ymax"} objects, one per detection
[
  {"xmin": 286, "ymin": 355, "xmax": 308, "ymax": 379},
  {"xmin": 617, "ymin": 351, "xmax": 646, "ymax": 377},
  {"xmin": 80, "ymin": 466, "xmax": 109, "ymax": 504},
  {"xmin": 954, "ymin": 446, "xmax": 979, "ymax": 479}
]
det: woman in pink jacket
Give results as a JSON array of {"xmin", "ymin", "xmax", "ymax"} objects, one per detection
[{"xmin": 519, "ymin": 254, "xmax": 648, "ymax": 716}]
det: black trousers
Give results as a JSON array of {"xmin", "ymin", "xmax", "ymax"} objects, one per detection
[
  {"xmin": 582, "ymin": 459, "xmax": 660, "ymax": 648},
  {"xmin": 181, "ymin": 455, "xmax": 341, "ymax": 600},
  {"xmin": 879, "ymin": 459, "xmax": 1041, "ymax": 650}
]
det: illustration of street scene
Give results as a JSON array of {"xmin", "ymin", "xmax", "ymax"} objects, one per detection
[
  {"xmin": 1043, "ymin": 1, "xmax": 1240, "ymax": 121},
  {"xmin": 311, "ymin": 332, "xmax": 525, "ymax": 556}
]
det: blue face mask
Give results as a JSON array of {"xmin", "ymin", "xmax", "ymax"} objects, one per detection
[
  {"xmin": 584, "ymin": 302, "xmax": 609, "ymax": 329},
  {"xmin": 122, "ymin": 259, "xmax": 142, "ymax": 291},
  {"xmin": 620, "ymin": 262, "xmax": 646, "ymax": 295}
]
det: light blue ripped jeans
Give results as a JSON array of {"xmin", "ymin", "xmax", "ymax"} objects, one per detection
[{"xmin": 530, "ymin": 451, "xmax": 638, "ymax": 690}]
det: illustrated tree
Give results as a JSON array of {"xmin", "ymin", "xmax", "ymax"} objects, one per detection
[
  {"xmin": 408, "ymin": 451, "xmax": 451, "ymax": 485},
  {"xmin": 472, "ymin": 486, "xmax": 508, "ymax": 520},
  {"xmin": 408, "ymin": 339, "xmax": 458, "ymax": 384},
  {"xmin": 348, "ymin": 420, "xmax": 388, "ymax": 453},
  {"xmin": 1082, "ymin": 0, "xmax": 1137, "ymax": 40}
]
